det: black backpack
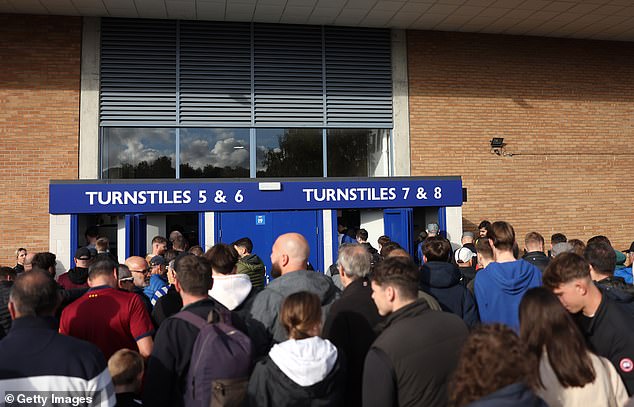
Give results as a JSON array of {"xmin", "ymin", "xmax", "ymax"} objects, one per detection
[{"xmin": 175, "ymin": 309, "xmax": 253, "ymax": 407}]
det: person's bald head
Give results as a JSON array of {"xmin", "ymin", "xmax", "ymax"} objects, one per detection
[
  {"xmin": 23, "ymin": 253, "xmax": 36, "ymax": 272},
  {"xmin": 125, "ymin": 256, "xmax": 150, "ymax": 288},
  {"xmin": 270, "ymin": 233, "xmax": 310, "ymax": 278}
]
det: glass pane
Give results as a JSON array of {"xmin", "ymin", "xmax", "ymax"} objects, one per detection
[
  {"xmin": 256, "ymin": 128, "xmax": 323, "ymax": 178},
  {"xmin": 102, "ymin": 128, "xmax": 176, "ymax": 179},
  {"xmin": 327, "ymin": 129, "xmax": 389, "ymax": 177},
  {"xmin": 180, "ymin": 128, "xmax": 250, "ymax": 178}
]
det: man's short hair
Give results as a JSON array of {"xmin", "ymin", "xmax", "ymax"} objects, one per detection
[
  {"xmin": 203, "ymin": 243, "xmax": 239, "ymax": 275},
  {"xmin": 85, "ymin": 226, "xmax": 99, "ymax": 240},
  {"xmin": 552, "ymin": 242, "xmax": 574, "ymax": 257},
  {"xmin": 108, "ymin": 349, "xmax": 144, "ymax": 386},
  {"xmin": 172, "ymin": 235, "xmax": 188, "ymax": 251},
  {"xmin": 10, "ymin": 271, "xmax": 59, "ymax": 317},
  {"xmin": 337, "ymin": 244, "xmax": 371, "ymax": 279},
  {"xmin": 31, "ymin": 252, "xmax": 56, "ymax": 271},
  {"xmin": 489, "ymin": 221, "xmax": 516, "ymax": 252},
  {"xmin": 478, "ymin": 220, "xmax": 491, "ymax": 230},
  {"xmin": 152, "ymin": 235, "xmax": 168, "ymax": 245},
  {"xmin": 232, "ymin": 237, "xmax": 253, "ymax": 253},
  {"xmin": 584, "ymin": 241, "xmax": 616, "ymax": 276},
  {"xmin": 551, "ymin": 233, "xmax": 567, "ymax": 245},
  {"xmin": 88, "ymin": 257, "xmax": 118, "ymax": 280},
  {"xmin": 524, "ymin": 232, "xmax": 545, "ymax": 249},
  {"xmin": 95, "ymin": 237, "xmax": 109, "ymax": 252},
  {"xmin": 371, "ymin": 256, "xmax": 419, "ymax": 300},
  {"xmin": 377, "ymin": 235, "xmax": 391, "ymax": 247},
  {"xmin": 380, "ymin": 241, "xmax": 402, "ymax": 258},
  {"xmin": 175, "ymin": 254, "xmax": 212, "ymax": 296},
  {"xmin": 542, "ymin": 252, "xmax": 591, "ymax": 290},
  {"xmin": 188, "ymin": 245, "xmax": 204, "ymax": 256},
  {"xmin": 356, "ymin": 229, "xmax": 369, "ymax": 241},
  {"xmin": 587, "ymin": 235, "xmax": 611, "ymax": 246},
  {"xmin": 422, "ymin": 236, "xmax": 451, "ymax": 262},
  {"xmin": 475, "ymin": 237, "xmax": 493, "ymax": 260},
  {"xmin": 0, "ymin": 267, "xmax": 17, "ymax": 280}
]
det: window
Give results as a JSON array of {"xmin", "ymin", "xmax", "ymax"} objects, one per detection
[
  {"xmin": 179, "ymin": 128, "xmax": 250, "ymax": 178},
  {"xmin": 327, "ymin": 129, "xmax": 389, "ymax": 177},
  {"xmin": 102, "ymin": 128, "xmax": 176, "ymax": 179},
  {"xmin": 256, "ymin": 128, "xmax": 322, "ymax": 178}
]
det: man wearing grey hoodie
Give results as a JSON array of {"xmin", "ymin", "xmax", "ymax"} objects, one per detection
[{"xmin": 249, "ymin": 233, "xmax": 341, "ymax": 347}]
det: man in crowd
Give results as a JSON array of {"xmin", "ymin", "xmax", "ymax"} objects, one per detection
[
  {"xmin": 0, "ymin": 266, "xmax": 16, "ymax": 338},
  {"xmin": 146, "ymin": 235, "xmax": 168, "ymax": 263},
  {"xmin": 60, "ymin": 257, "xmax": 154, "ymax": 359},
  {"xmin": 57, "ymin": 247, "xmax": 93, "ymax": 289},
  {"xmin": 0, "ymin": 271, "xmax": 115, "ymax": 405},
  {"xmin": 323, "ymin": 244, "xmax": 381, "ymax": 407},
  {"xmin": 363, "ymin": 257, "xmax": 468, "ymax": 407},
  {"xmin": 249, "ymin": 232, "xmax": 340, "ymax": 345},
  {"xmin": 543, "ymin": 252, "xmax": 634, "ymax": 395},
  {"xmin": 474, "ymin": 221, "xmax": 541, "ymax": 330},
  {"xmin": 233, "ymin": 237, "xmax": 266, "ymax": 289},
  {"xmin": 125, "ymin": 256, "xmax": 153, "ymax": 312},
  {"xmin": 31, "ymin": 252, "xmax": 57, "ymax": 278},
  {"xmin": 522, "ymin": 231, "xmax": 550, "ymax": 272},
  {"xmin": 144, "ymin": 254, "xmax": 233, "ymax": 407}
]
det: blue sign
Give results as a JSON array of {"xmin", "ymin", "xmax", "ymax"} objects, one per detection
[
  {"xmin": 256, "ymin": 215, "xmax": 266, "ymax": 225},
  {"xmin": 49, "ymin": 177, "xmax": 462, "ymax": 214}
]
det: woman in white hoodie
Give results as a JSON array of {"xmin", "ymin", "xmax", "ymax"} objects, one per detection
[
  {"xmin": 245, "ymin": 291, "xmax": 345, "ymax": 407},
  {"xmin": 519, "ymin": 287, "xmax": 628, "ymax": 407}
]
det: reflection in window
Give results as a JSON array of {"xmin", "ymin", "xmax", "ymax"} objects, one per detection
[
  {"xmin": 102, "ymin": 128, "xmax": 176, "ymax": 179},
  {"xmin": 327, "ymin": 129, "xmax": 389, "ymax": 177},
  {"xmin": 256, "ymin": 129, "xmax": 323, "ymax": 178},
  {"xmin": 180, "ymin": 129, "xmax": 250, "ymax": 178}
]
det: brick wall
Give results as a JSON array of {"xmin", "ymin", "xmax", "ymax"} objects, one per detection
[
  {"xmin": 408, "ymin": 31, "xmax": 634, "ymax": 251},
  {"xmin": 0, "ymin": 15, "xmax": 81, "ymax": 266}
]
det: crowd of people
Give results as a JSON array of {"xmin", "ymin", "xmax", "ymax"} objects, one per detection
[{"xmin": 2, "ymin": 220, "xmax": 634, "ymax": 406}]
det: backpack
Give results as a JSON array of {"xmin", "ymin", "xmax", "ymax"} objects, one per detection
[{"xmin": 174, "ymin": 308, "xmax": 253, "ymax": 407}]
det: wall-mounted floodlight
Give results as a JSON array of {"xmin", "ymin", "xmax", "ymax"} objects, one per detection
[{"xmin": 490, "ymin": 137, "xmax": 504, "ymax": 149}]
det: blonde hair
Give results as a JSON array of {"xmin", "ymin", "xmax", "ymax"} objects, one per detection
[
  {"xmin": 280, "ymin": 291, "xmax": 321, "ymax": 340},
  {"xmin": 108, "ymin": 349, "xmax": 144, "ymax": 386}
]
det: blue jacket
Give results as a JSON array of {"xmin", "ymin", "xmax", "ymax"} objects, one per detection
[
  {"xmin": 615, "ymin": 267, "xmax": 633, "ymax": 284},
  {"xmin": 144, "ymin": 274, "xmax": 169, "ymax": 300},
  {"xmin": 420, "ymin": 261, "xmax": 479, "ymax": 327},
  {"xmin": 466, "ymin": 383, "xmax": 547, "ymax": 407},
  {"xmin": 474, "ymin": 260, "xmax": 541, "ymax": 331}
]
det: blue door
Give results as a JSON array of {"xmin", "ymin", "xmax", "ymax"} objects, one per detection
[
  {"xmin": 216, "ymin": 211, "xmax": 324, "ymax": 279},
  {"xmin": 125, "ymin": 214, "xmax": 147, "ymax": 258},
  {"xmin": 383, "ymin": 208, "xmax": 414, "ymax": 256}
]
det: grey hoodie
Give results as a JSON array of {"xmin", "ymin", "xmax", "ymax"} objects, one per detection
[{"xmin": 249, "ymin": 270, "xmax": 341, "ymax": 344}]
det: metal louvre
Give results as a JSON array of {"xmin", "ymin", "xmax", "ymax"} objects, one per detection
[
  {"xmin": 325, "ymin": 27, "xmax": 393, "ymax": 127},
  {"xmin": 99, "ymin": 19, "xmax": 392, "ymax": 128},
  {"xmin": 179, "ymin": 21, "xmax": 252, "ymax": 126},
  {"xmin": 100, "ymin": 19, "xmax": 177, "ymax": 126},
  {"xmin": 254, "ymin": 24, "xmax": 324, "ymax": 126}
]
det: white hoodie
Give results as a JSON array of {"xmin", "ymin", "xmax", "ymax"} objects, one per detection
[
  {"xmin": 268, "ymin": 336, "xmax": 338, "ymax": 387},
  {"xmin": 208, "ymin": 273, "xmax": 252, "ymax": 310}
]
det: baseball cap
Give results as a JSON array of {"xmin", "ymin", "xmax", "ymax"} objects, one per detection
[
  {"xmin": 426, "ymin": 223, "xmax": 439, "ymax": 233},
  {"xmin": 74, "ymin": 247, "xmax": 92, "ymax": 261},
  {"xmin": 150, "ymin": 255, "xmax": 166, "ymax": 267},
  {"xmin": 624, "ymin": 242, "xmax": 634, "ymax": 253},
  {"xmin": 455, "ymin": 247, "xmax": 475, "ymax": 263}
]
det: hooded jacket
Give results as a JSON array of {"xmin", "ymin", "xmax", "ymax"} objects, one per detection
[
  {"xmin": 466, "ymin": 383, "xmax": 547, "ymax": 407},
  {"xmin": 249, "ymin": 270, "xmax": 341, "ymax": 345},
  {"xmin": 420, "ymin": 261, "xmax": 479, "ymax": 327},
  {"xmin": 209, "ymin": 273, "xmax": 253, "ymax": 311},
  {"xmin": 474, "ymin": 260, "xmax": 542, "ymax": 331},
  {"xmin": 237, "ymin": 254, "xmax": 266, "ymax": 289},
  {"xmin": 57, "ymin": 267, "xmax": 89, "ymax": 289},
  {"xmin": 245, "ymin": 336, "xmax": 344, "ymax": 407}
]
